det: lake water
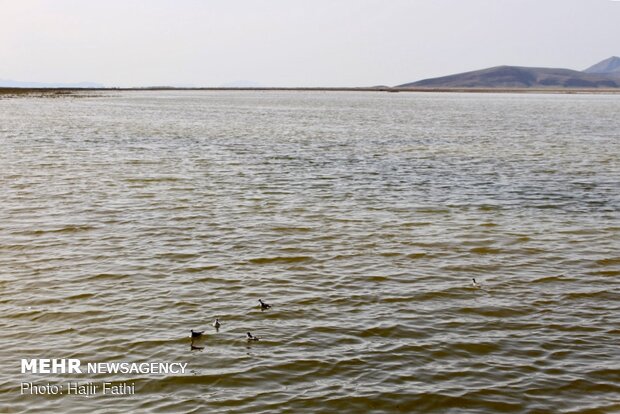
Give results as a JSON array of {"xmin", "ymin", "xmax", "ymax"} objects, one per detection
[{"xmin": 1, "ymin": 91, "xmax": 619, "ymax": 413}]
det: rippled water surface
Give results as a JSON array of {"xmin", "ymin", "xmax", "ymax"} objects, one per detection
[{"xmin": 1, "ymin": 91, "xmax": 619, "ymax": 413}]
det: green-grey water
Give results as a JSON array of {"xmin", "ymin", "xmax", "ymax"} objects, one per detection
[{"xmin": 1, "ymin": 91, "xmax": 619, "ymax": 413}]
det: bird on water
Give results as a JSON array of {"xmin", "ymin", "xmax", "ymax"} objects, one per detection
[
  {"xmin": 258, "ymin": 299, "xmax": 272, "ymax": 310},
  {"xmin": 471, "ymin": 278, "xmax": 482, "ymax": 288},
  {"xmin": 247, "ymin": 332, "xmax": 260, "ymax": 341},
  {"xmin": 190, "ymin": 329, "xmax": 204, "ymax": 338},
  {"xmin": 213, "ymin": 319, "xmax": 221, "ymax": 330}
]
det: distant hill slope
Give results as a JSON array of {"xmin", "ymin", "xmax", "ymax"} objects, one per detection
[
  {"xmin": 584, "ymin": 56, "xmax": 620, "ymax": 74},
  {"xmin": 398, "ymin": 57, "xmax": 620, "ymax": 89},
  {"xmin": 0, "ymin": 79, "xmax": 104, "ymax": 88}
]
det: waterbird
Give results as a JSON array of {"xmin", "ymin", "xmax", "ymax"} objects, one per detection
[
  {"xmin": 471, "ymin": 278, "xmax": 482, "ymax": 288},
  {"xmin": 190, "ymin": 329, "xmax": 204, "ymax": 338},
  {"xmin": 246, "ymin": 332, "xmax": 260, "ymax": 341},
  {"xmin": 213, "ymin": 318, "xmax": 221, "ymax": 330},
  {"xmin": 258, "ymin": 299, "xmax": 272, "ymax": 310}
]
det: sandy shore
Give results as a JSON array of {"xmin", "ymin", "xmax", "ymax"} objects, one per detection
[
  {"xmin": 0, "ymin": 88, "xmax": 76, "ymax": 98},
  {"xmin": 2, "ymin": 86, "xmax": 620, "ymax": 97}
]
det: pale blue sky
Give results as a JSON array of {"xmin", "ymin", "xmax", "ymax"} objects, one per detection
[{"xmin": 1, "ymin": 0, "xmax": 619, "ymax": 87}]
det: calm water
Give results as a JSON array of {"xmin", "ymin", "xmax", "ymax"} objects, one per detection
[{"xmin": 1, "ymin": 91, "xmax": 619, "ymax": 413}]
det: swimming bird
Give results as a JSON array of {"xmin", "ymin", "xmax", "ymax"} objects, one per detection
[
  {"xmin": 190, "ymin": 329, "xmax": 204, "ymax": 338},
  {"xmin": 213, "ymin": 318, "xmax": 221, "ymax": 330},
  {"xmin": 246, "ymin": 332, "xmax": 260, "ymax": 341},
  {"xmin": 471, "ymin": 278, "xmax": 482, "ymax": 288},
  {"xmin": 258, "ymin": 299, "xmax": 272, "ymax": 310}
]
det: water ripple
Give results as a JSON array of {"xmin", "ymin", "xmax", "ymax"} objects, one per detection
[{"xmin": 1, "ymin": 91, "xmax": 619, "ymax": 413}]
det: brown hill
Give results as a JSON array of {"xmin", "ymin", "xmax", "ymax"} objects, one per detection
[
  {"xmin": 398, "ymin": 59, "xmax": 620, "ymax": 89},
  {"xmin": 584, "ymin": 56, "xmax": 620, "ymax": 74}
]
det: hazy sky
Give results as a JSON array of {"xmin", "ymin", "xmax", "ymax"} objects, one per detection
[{"xmin": 1, "ymin": 0, "xmax": 619, "ymax": 87}]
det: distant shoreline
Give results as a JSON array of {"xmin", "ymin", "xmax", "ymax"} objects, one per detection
[{"xmin": 2, "ymin": 87, "xmax": 620, "ymax": 97}]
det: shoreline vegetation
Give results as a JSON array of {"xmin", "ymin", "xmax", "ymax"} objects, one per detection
[{"xmin": 2, "ymin": 86, "xmax": 620, "ymax": 98}]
